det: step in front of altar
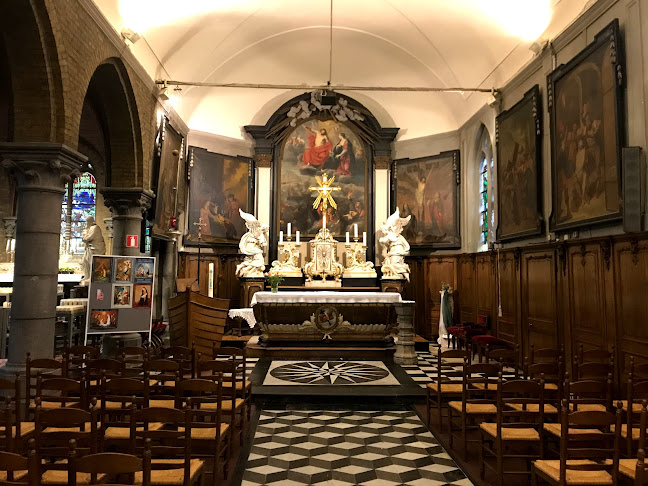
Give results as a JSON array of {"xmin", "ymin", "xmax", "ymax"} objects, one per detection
[{"xmin": 246, "ymin": 342, "xmax": 396, "ymax": 361}]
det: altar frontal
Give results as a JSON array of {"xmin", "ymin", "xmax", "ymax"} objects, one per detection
[{"xmin": 251, "ymin": 291, "xmax": 401, "ymax": 346}]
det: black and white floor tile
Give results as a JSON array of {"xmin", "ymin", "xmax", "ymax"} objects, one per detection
[
  {"xmin": 241, "ymin": 410, "xmax": 473, "ymax": 486},
  {"xmin": 263, "ymin": 361, "xmax": 399, "ymax": 386}
]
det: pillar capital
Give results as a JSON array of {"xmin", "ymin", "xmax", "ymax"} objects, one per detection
[
  {"xmin": 100, "ymin": 187, "xmax": 155, "ymax": 217},
  {"xmin": 0, "ymin": 143, "xmax": 86, "ymax": 190}
]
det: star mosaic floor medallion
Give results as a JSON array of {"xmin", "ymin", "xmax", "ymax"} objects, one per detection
[{"xmin": 263, "ymin": 360, "xmax": 400, "ymax": 386}]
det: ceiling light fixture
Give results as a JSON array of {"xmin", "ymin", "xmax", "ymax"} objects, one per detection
[{"xmin": 157, "ymin": 81, "xmax": 169, "ymax": 100}]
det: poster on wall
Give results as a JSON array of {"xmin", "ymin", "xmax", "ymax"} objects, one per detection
[
  {"xmin": 85, "ymin": 255, "xmax": 155, "ymax": 343},
  {"xmin": 185, "ymin": 147, "xmax": 254, "ymax": 246},
  {"xmin": 152, "ymin": 118, "xmax": 184, "ymax": 239},
  {"xmin": 391, "ymin": 150, "xmax": 461, "ymax": 251},
  {"xmin": 276, "ymin": 118, "xmax": 371, "ymax": 239},
  {"xmin": 496, "ymin": 85, "xmax": 543, "ymax": 241},
  {"xmin": 548, "ymin": 19, "xmax": 624, "ymax": 232}
]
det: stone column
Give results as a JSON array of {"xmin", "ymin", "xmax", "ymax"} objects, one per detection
[
  {"xmin": 394, "ymin": 300, "xmax": 418, "ymax": 365},
  {"xmin": 0, "ymin": 143, "xmax": 85, "ymax": 366},
  {"xmin": 100, "ymin": 188, "xmax": 154, "ymax": 256},
  {"xmin": 3, "ymin": 217, "xmax": 16, "ymax": 263}
]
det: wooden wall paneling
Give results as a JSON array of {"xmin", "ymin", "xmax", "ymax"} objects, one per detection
[
  {"xmin": 495, "ymin": 250, "xmax": 521, "ymax": 348},
  {"xmin": 564, "ymin": 242, "xmax": 609, "ymax": 367},
  {"xmin": 426, "ymin": 256, "xmax": 458, "ymax": 337},
  {"xmin": 475, "ymin": 252, "xmax": 496, "ymax": 328},
  {"xmin": 458, "ymin": 255, "xmax": 477, "ymax": 324},
  {"xmin": 521, "ymin": 248, "xmax": 559, "ymax": 355},
  {"xmin": 404, "ymin": 257, "xmax": 430, "ymax": 339},
  {"xmin": 613, "ymin": 238, "xmax": 648, "ymax": 381}
]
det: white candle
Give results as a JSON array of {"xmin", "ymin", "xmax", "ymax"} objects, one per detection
[
  {"xmin": 354, "ymin": 224, "xmax": 358, "ymax": 238},
  {"xmin": 5, "ymin": 240, "xmax": 8, "ymax": 252},
  {"xmin": 296, "ymin": 231, "xmax": 300, "ymax": 244},
  {"xmin": 363, "ymin": 232, "xmax": 367, "ymax": 246},
  {"xmin": 287, "ymin": 223, "xmax": 291, "ymax": 238},
  {"xmin": 10, "ymin": 240, "xmax": 15, "ymax": 252},
  {"xmin": 346, "ymin": 232, "xmax": 349, "ymax": 245},
  {"xmin": 279, "ymin": 231, "xmax": 283, "ymax": 244}
]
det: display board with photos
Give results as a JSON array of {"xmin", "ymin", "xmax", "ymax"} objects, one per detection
[{"xmin": 85, "ymin": 255, "xmax": 155, "ymax": 343}]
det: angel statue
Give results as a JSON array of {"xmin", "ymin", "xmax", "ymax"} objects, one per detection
[
  {"xmin": 235, "ymin": 209, "xmax": 268, "ymax": 278},
  {"xmin": 379, "ymin": 208, "xmax": 412, "ymax": 282}
]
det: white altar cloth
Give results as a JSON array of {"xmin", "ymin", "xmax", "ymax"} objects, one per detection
[
  {"xmin": 250, "ymin": 291, "xmax": 401, "ymax": 306},
  {"xmin": 228, "ymin": 308, "xmax": 256, "ymax": 328}
]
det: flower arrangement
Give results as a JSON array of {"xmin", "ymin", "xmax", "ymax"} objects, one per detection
[{"xmin": 264, "ymin": 269, "xmax": 284, "ymax": 291}]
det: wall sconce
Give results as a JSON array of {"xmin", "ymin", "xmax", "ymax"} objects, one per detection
[{"xmin": 121, "ymin": 28, "xmax": 141, "ymax": 44}]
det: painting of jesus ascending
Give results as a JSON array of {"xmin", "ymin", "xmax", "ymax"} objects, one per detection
[{"xmin": 277, "ymin": 119, "xmax": 369, "ymax": 238}]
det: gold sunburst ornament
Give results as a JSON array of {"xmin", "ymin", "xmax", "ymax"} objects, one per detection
[{"xmin": 309, "ymin": 173, "xmax": 341, "ymax": 230}]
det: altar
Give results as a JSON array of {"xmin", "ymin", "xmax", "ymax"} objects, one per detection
[{"xmin": 251, "ymin": 291, "xmax": 401, "ymax": 347}]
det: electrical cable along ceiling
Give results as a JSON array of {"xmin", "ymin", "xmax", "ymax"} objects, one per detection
[{"xmin": 93, "ymin": 0, "xmax": 593, "ymax": 140}]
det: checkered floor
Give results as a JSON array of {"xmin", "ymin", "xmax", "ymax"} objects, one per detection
[
  {"xmin": 241, "ymin": 410, "xmax": 473, "ymax": 486},
  {"xmin": 402, "ymin": 349, "xmax": 518, "ymax": 388}
]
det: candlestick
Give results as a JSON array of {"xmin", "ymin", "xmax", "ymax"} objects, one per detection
[
  {"xmin": 346, "ymin": 232, "xmax": 349, "ymax": 245},
  {"xmin": 279, "ymin": 231, "xmax": 283, "ymax": 244},
  {"xmin": 354, "ymin": 224, "xmax": 358, "ymax": 238},
  {"xmin": 287, "ymin": 223, "xmax": 291, "ymax": 238},
  {"xmin": 296, "ymin": 231, "xmax": 300, "ymax": 244},
  {"xmin": 363, "ymin": 232, "xmax": 367, "ymax": 246}
]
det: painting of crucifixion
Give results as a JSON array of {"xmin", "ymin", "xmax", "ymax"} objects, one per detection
[{"xmin": 277, "ymin": 119, "xmax": 370, "ymax": 238}]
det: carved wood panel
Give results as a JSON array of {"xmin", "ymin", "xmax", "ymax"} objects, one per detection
[
  {"xmin": 496, "ymin": 250, "xmax": 520, "ymax": 346},
  {"xmin": 426, "ymin": 256, "xmax": 458, "ymax": 336},
  {"xmin": 476, "ymin": 253, "xmax": 496, "ymax": 326},
  {"xmin": 404, "ymin": 257, "xmax": 430, "ymax": 339},
  {"xmin": 458, "ymin": 256, "xmax": 476, "ymax": 324},
  {"xmin": 521, "ymin": 249, "xmax": 558, "ymax": 354},
  {"xmin": 177, "ymin": 253, "xmax": 243, "ymax": 309}
]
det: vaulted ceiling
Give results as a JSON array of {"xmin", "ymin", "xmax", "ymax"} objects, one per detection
[{"xmin": 93, "ymin": 0, "xmax": 592, "ymax": 140}]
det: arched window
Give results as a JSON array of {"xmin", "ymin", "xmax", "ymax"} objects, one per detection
[
  {"xmin": 477, "ymin": 127, "xmax": 493, "ymax": 251},
  {"xmin": 60, "ymin": 172, "xmax": 97, "ymax": 254}
]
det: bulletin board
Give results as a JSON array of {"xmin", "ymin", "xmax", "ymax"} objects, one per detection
[{"xmin": 84, "ymin": 255, "xmax": 155, "ymax": 344}]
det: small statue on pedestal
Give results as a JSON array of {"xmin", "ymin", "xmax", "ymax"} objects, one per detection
[
  {"xmin": 379, "ymin": 208, "xmax": 412, "ymax": 282},
  {"xmin": 235, "ymin": 209, "xmax": 268, "ymax": 278},
  {"xmin": 80, "ymin": 216, "xmax": 106, "ymax": 286}
]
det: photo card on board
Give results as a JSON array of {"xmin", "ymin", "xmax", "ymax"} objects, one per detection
[
  {"xmin": 113, "ymin": 258, "xmax": 132, "ymax": 282},
  {"xmin": 90, "ymin": 310, "xmax": 118, "ymax": 330},
  {"xmin": 134, "ymin": 258, "xmax": 154, "ymax": 283},
  {"xmin": 92, "ymin": 256, "xmax": 112, "ymax": 282},
  {"xmin": 133, "ymin": 284, "xmax": 152, "ymax": 309},
  {"xmin": 112, "ymin": 283, "xmax": 133, "ymax": 308}
]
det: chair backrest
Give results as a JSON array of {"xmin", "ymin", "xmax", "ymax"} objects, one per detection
[
  {"xmin": 558, "ymin": 401, "xmax": 622, "ymax": 484},
  {"xmin": 574, "ymin": 360, "xmax": 615, "ymax": 383},
  {"xmin": 25, "ymin": 354, "xmax": 66, "ymax": 415},
  {"xmin": 462, "ymin": 361, "xmax": 501, "ymax": 408},
  {"xmin": 179, "ymin": 378, "xmax": 225, "ymax": 444},
  {"xmin": 565, "ymin": 377, "xmax": 613, "ymax": 412},
  {"xmin": 68, "ymin": 438, "xmax": 151, "ymax": 486},
  {"xmin": 0, "ymin": 441, "xmax": 39, "ymax": 486},
  {"xmin": 578, "ymin": 344, "xmax": 614, "ymax": 364},
  {"xmin": 636, "ymin": 448, "xmax": 648, "ymax": 486},
  {"xmin": 85, "ymin": 358, "xmax": 124, "ymax": 384},
  {"xmin": 529, "ymin": 345, "xmax": 562, "ymax": 364},
  {"xmin": 160, "ymin": 345, "xmax": 195, "ymax": 378},
  {"xmin": 35, "ymin": 404, "xmax": 98, "ymax": 463},
  {"xmin": 0, "ymin": 377, "xmax": 20, "ymax": 452},
  {"xmin": 116, "ymin": 347, "xmax": 149, "ymax": 378},
  {"xmin": 100, "ymin": 376, "xmax": 150, "ymax": 432},
  {"xmin": 630, "ymin": 356, "xmax": 648, "ymax": 381},
  {"xmin": 496, "ymin": 377, "xmax": 545, "ymax": 442},
  {"xmin": 36, "ymin": 374, "xmax": 86, "ymax": 409},
  {"xmin": 435, "ymin": 349, "xmax": 467, "ymax": 385}
]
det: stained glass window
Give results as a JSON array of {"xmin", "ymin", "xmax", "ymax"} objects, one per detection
[
  {"xmin": 61, "ymin": 172, "xmax": 97, "ymax": 254},
  {"xmin": 480, "ymin": 156, "xmax": 488, "ymax": 245},
  {"xmin": 477, "ymin": 126, "xmax": 493, "ymax": 251}
]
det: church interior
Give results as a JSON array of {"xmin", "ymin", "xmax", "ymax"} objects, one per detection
[{"xmin": 2, "ymin": 0, "xmax": 648, "ymax": 485}]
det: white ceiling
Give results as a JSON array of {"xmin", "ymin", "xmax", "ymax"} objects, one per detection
[{"xmin": 93, "ymin": 0, "xmax": 592, "ymax": 141}]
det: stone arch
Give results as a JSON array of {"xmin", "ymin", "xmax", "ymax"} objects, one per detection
[
  {"xmin": 80, "ymin": 58, "xmax": 144, "ymax": 188},
  {"xmin": 0, "ymin": 0, "xmax": 65, "ymax": 142}
]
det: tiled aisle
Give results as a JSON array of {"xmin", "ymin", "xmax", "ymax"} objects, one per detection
[{"xmin": 241, "ymin": 410, "xmax": 473, "ymax": 486}]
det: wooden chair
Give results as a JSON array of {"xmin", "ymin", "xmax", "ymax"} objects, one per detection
[
  {"xmin": 25, "ymin": 354, "xmax": 67, "ymax": 419},
  {"xmin": 64, "ymin": 346, "xmax": 99, "ymax": 380},
  {"xmin": 67, "ymin": 438, "xmax": 151, "ymax": 486},
  {"xmin": 532, "ymin": 401, "xmax": 622, "ymax": 486},
  {"xmin": 100, "ymin": 376, "xmax": 153, "ymax": 447},
  {"xmin": 426, "ymin": 348, "xmax": 467, "ymax": 431},
  {"xmin": 525, "ymin": 360, "xmax": 564, "ymax": 397},
  {"xmin": 84, "ymin": 358, "xmax": 124, "ymax": 397},
  {"xmin": 115, "ymin": 347, "xmax": 149, "ymax": 378},
  {"xmin": 629, "ymin": 357, "xmax": 648, "ymax": 382},
  {"xmin": 447, "ymin": 361, "xmax": 500, "ymax": 458},
  {"xmin": 623, "ymin": 379, "xmax": 648, "ymax": 456},
  {"xmin": 212, "ymin": 346, "xmax": 251, "ymax": 424},
  {"xmin": 618, "ymin": 403, "xmax": 648, "ymax": 484},
  {"xmin": 577, "ymin": 344, "xmax": 614, "ymax": 365},
  {"xmin": 529, "ymin": 345, "xmax": 563, "ymax": 365},
  {"xmin": 145, "ymin": 360, "xmax": 181, "ymax": 409},
  {"xmin": 485, "ymin": 345, "xmax": 520, "ymax": 378},
  {"xmin": 0, "ymin": 440, "xmax": 38, "ymax": 486},
  {"xmin": 480, "ymin": 375, "xmax": 546, "ymax": 486},
  {"xmin": 178, "ymin": 378, "xmax": 231, "ymax": 482},
  {"xmin": 0, "ymin": 376, "xmax": 32, "ymax": 452},
  {"xmin": 196, "ymin": 358, "xmax": 245, "ymax": 445},
  {"xmin": 129, "ymin": 407, "xmax": 204, "ymax": 486},
  {"xmin": 634, "ymin": 449, "xmax": 648, "ymax": 486},
  {"xmin": 34, "ymin": 404, "xmax": 99, "ymax": 485},
  {"xmin": 35, "ymin": 374, "xmax": 87, "ymax": 410},
  {"xmin": 160, "ymin": 346, "xmax": 195, "ymax": 379}
]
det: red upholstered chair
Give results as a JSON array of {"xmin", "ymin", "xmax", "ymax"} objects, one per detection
[{"xmin": 447, "ymin": 322, "xmax": 475, "ymax": 350}]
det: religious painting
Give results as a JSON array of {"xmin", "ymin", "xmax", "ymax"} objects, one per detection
[
  {"xmin": 113, "ymin": 258, "xmax": 132, "ymax": 282},
  {"xmin": 92, "ymin": 256, "xmax": 112, "ymax": 282},
  {"xmin": 548, "ymin": 19, "xmax": 624, "ymax": 232},
  {"xmin": 152, "ymin": 118, "xmax": 184, "ymax": 239},
  {"xmin": 276, "ymin": 119, "xmax": 370, "ymax": 239},
  {"xmin": 90, "ymin": 310, "xmax": 118, "ymax": 330},
  {"xmin": 496, "ymin": 85, "xmax": 543, "ymax": 241},
  {"xmin": 392, "ymin": 150, "xmax": 461, "ymax": 251},
  {"xmin": 112, "ymin": 284, "xmax": 132, "ymax": 308},
  {"xmin": 133, "ymin": 284, "xmax": 152, "ymax": 309},
  {"xmin": 185, "ymin": 147, "xmax": 254, "ymax": 246},
  {"xmin": 134, "ymin": 258, "xmax": 154, "ymax": 283}
]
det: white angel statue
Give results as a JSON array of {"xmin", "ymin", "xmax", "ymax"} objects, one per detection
[
  {"xmin": 235, "ymin": 209, "xmax": 268, "ymax": 278},
  {"xmin": 379, "ymin": 208, "xmax": 412, "ymax": 282}
]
